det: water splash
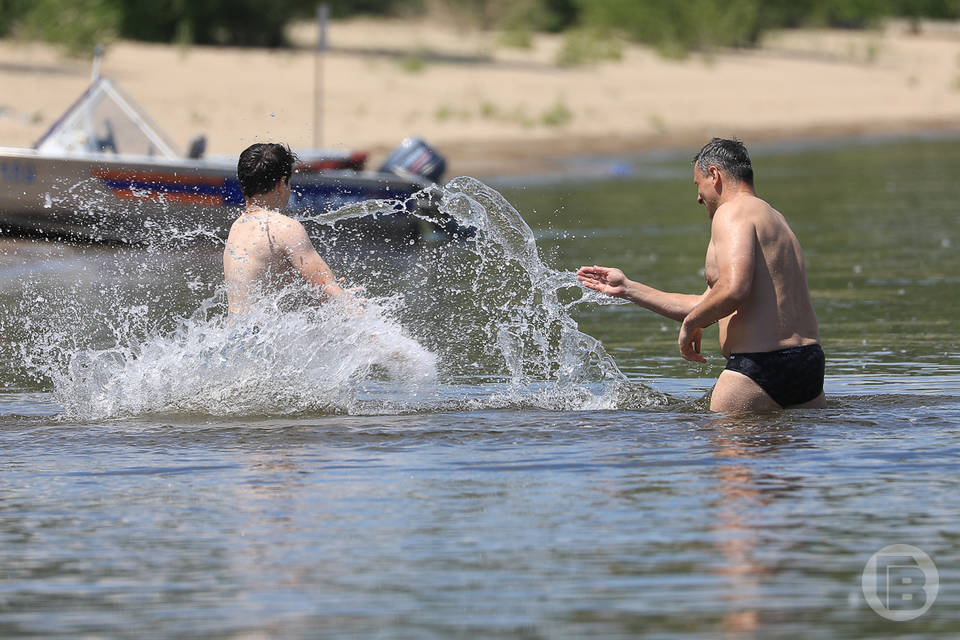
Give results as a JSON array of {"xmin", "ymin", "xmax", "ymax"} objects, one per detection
[
  {"xmin": 6, "ymin": 177, "xmax": 668, "ymax": 419},
  {"xmin": 30, "ymin": 292, "xmax": 435, "ymax": 419},
  {"xmin": 36, "ymin": 175, "xmax": 231, "ymax": 245}
]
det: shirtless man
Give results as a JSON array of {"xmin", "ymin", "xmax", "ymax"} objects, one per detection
[
  {"xmin": 224, "ymin": 142, "xmax": 348, "ymax": 316},
  {"xmin": 577, "ymin": 138, "xmax": 824, "ymax": 413}
]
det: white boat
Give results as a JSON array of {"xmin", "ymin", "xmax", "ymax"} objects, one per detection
[{"xmin": 0, "ymin": 77, "xmax": 446, "ymax": 243}]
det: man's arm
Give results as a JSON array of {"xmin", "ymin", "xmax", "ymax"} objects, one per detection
[
  {"xmin": 576, "ymin": 265, "xmax": 706, "ymax": 322},
  {"xmin": 281, "ymin": 219, "xmax": 346, "ymax": 298},
  {"xmin": 678, "ymin": 208, "xmax": 756, "ymax": 361}
]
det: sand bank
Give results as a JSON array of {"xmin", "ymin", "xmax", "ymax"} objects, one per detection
[{"xmin": 2, "ymin": 18, "xmax": 960, "ymax": 178}]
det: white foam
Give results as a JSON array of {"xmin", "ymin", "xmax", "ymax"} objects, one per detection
[
  {"xmin": 43, "ymin": 291, "xmax": 437, "ymax": 419},
  {"xmin": 10, "ymin": 177, "xmax": 669, "ymax": 419}
]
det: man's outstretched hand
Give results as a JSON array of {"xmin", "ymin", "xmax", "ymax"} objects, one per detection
[{"xmin": 576, "ymin": 265, "xmax": 628, "ymax": 298}]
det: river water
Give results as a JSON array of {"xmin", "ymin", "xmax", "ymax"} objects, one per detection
[{"xmin": 1, "ymin": 138, "xmax": 958, "ymax": 638}]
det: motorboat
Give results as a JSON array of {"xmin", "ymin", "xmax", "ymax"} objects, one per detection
[{"xmin": 0, "ymin": 76, "xmax": 446, "ymax": 243}]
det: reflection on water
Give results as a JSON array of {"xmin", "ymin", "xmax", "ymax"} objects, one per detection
[
  {"xmin": 1, "ymin": 138, "xmax": 959, "ymax": 637},
  {"xmin": 4, "ymin": 403, "xmax": 958, "ymax": 637}
]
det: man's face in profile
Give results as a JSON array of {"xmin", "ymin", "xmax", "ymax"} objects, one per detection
[{"xmin": 693, "ymin": 165, "xmax": 719, "ymax": 217}]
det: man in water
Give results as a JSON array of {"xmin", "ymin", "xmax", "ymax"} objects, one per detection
[
  {"xmin": 224, "ymin": 142, "xmax": 350, "ymax": 316},
  {"xmin": 577, "ymin": 138, "xmax": 824, "ymax": 413}
]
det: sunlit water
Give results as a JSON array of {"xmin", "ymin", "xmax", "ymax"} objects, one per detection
[{"xmin": 1, "ymin": 138, "xmax": 958, "ymax": 637}]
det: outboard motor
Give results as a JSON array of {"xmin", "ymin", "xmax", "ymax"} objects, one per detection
[
  {"xmin": 379, "ymin": 137, "xmax": 446, "ymax": 184},
  {"xmin": 187, "ymin": 135, "xmax": 207, "ymax": 159}
]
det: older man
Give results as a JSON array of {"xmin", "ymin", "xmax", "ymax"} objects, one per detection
[{"xmin": 577, "ymin": 138, "xmax": 824, "ymax": 413}]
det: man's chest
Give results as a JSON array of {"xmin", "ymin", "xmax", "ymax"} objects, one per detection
[{"xmin": 704, "ymin": 241, "xmax": 719, "ymax": 287}]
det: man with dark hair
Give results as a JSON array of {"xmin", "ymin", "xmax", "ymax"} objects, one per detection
[
  {"xmin": 225, "ymin": 142, "xmax": 350, "ymax": 316},
  {"xmin": 236, "ymin": 142, "xmax": 298, "ymax": 199},
  {"xmin": 577, "ymin": 138, "xmax": 824, "ymax": 413}
]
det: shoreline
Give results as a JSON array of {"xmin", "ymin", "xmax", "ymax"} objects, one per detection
[
  {"xmin": 443, "ymin": 117, "xmax": 960, "ymax": 181},
  {"xmin": 3, "ymin": 19, "xmax": 960, "ymax": 184},
  {"xmin": 0, "ymin": 118, "xmax": 955, "ymax": 254}
]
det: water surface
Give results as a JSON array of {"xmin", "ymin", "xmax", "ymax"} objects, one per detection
[{"xmin": 1, "ymin": 138, "xmax": 958, "ymax": 638}]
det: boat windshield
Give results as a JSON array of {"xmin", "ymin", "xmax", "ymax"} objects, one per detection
[{"xmin": 34, "ymin": 78, "xmax": 180, "ymax": 159}]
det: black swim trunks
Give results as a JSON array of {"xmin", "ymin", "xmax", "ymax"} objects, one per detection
[{"xmin": 724, "ymin": 344, "xmax": 825, "ymax": 408}]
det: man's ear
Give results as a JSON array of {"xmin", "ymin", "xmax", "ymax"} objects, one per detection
[{"xmin": 708, "ymin": 166, "xmax": 723, "ymax": 192}]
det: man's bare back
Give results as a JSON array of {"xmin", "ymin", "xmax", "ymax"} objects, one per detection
[
  {"xmin": 223, "ymin": 210, "xmax": 337, "ymax": 315},
  {"xmin": 226, "ymin": 143, "xmax": 345, "ymax": 318}
]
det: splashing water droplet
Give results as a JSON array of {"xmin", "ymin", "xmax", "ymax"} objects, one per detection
[{"xmin": 6, "ymin": 178, "xmax": 667, "ymax": 418}]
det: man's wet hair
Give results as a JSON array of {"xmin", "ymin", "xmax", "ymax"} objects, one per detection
[
  {"xmin": 693, "ymin": 138, "xmax": 753, "ymax": 186},
  {"xmin": 237, "ymin": 143, "xmax": 299, "ymax": 198}
]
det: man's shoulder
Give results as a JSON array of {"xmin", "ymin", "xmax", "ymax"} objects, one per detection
[
  {"xmin": 262, "ymin": 212, "xmax": 307, "ymax": 236},
  {"xmin": 714, "ymin": 195, "xmax": 771, "ymax": 224},
  {"xmin": 263, "ymin": 211, "xmax": 300, "ymax": 224},
  {"xmin": 224, "ymin": 215, "xmax": 249, "ymax": 245},
  {"xmin": 268, "ymin": 214, "xmax": 315, "ymax": 253}
]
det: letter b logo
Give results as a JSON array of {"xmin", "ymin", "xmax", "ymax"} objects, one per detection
[{"xmin": 862, "ymin": 544, "xmax": 938, "ymax": 621}]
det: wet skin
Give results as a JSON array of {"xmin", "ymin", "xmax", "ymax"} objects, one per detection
[{"xmin": 577, "ymin": 163, "xmax": 824, "ymax": 413}]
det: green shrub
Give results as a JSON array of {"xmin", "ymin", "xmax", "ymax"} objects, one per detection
[
  {"xmin": 480, "ymin": 101, "xmax": 499, "ymax": 119},
  {"xmin": 18, "ymin": 0, "xmax": 119, "ymax": 57},
  {"xmin": 573, "ymin": 0, "xmax": 764, "ymax": 58},
  {"xmin": 398, "ymin": 49, "xmax": 427, "ymax": 73},
  {"xmin": 555, "ymin": 28, "xmax": 621, "ymax": 67},
  {"xmin": 541, "ymin": 98, "xmax": 573, "ymax": 127},
  {"xmin": 4, "ymin": 0, "xmax": 959, "ymax": 55},
  {"xmin": 499, "ymin": 26, "xmax": 533, "ymax": 49}
]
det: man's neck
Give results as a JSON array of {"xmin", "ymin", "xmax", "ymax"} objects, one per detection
[
  {"xmin": 719, "ymin": 183, "xmax": 756, "ymax": 207},
  {"xmin": 245, "ymin": 196, "xmax": 285, "ymax": 215},
  {"xmin": 245, "ymin": 202, "xmax": 278, "ymax": 215},
  {"xmin": 243, "ymin": 181, "xmax": 289, "ymax": 214}
]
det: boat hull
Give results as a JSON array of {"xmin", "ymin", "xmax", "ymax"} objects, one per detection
[{"xmin": 0, "ymin": 148, "xmax": 432, "ymax": 244}]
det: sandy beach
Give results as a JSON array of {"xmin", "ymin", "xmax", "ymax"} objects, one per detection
[{"xmin": 2, "ymin": 18, "xmax": 960, "ymax": 178}]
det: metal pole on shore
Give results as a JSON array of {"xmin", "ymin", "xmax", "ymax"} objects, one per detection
[
  {"xmin": 314, "ymin": 3, "xmax": 329, "ymax": 148},
  {"xmin": 91, "ymin": 43, "xmax": 104, "ymax": 82}
]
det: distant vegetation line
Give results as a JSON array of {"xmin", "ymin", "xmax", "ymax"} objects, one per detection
[{"xmin": 0, "ymin": 0, "xmax": 957, "ymax": 57}]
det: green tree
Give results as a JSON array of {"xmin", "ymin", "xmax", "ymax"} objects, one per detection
[
  {"xmin": 3, "ymin": 0, "xmax": 959, "ymax": 55},
  {"xmin": 0, "ymin": 0, "xmax": 28, "ymax": 37},
  {"xmin": 16, "ymin": 0, "xmax": 119, "ymax": 56},
  {"xmin": 574, "ymin": 0, "xmax": 765, "ymax": 57},
  {"xmin": 890, "ymin": 0, "xmax": 960, "ymax": 19},
  {"xmin": 119, "ymin": 0, "xmax": 318, "ymax": 47}
]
